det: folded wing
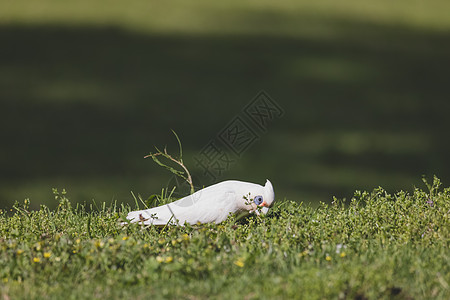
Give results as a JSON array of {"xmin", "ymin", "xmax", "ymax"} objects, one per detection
[{"xmin": 125, "ymin": 187, "xmax": 237, "ymax": 226}]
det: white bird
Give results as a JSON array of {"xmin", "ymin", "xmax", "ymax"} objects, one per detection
[{"xmin": 125, "ymin": 179, "xmax": 275, "ymax": 226}]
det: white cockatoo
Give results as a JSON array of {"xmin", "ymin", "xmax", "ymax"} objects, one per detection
[{"xmin": 125, "ymin": 180, "xmax": 275, "ymax": 226}]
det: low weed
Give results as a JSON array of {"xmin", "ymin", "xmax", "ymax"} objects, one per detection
[{"xmin": 0, "ymin": 177, "xmax": 449, "ymax": 299}]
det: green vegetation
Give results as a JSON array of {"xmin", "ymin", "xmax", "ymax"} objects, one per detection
[
  {"xmin": 1, "ymin": 2, "xmax": 449, "ymax": 296},
  {"xmin": 1, "ymin": 177, "xmax": 448, "ymax": 299}
]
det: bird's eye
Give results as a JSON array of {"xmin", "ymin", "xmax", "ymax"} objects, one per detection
[{"xmin": 253, "ymin": 195, "xmax": 263, "ymax": 205}]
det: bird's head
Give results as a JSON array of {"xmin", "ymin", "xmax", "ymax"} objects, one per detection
[{"xmin": 248, "ymin": 179, "xmax": 275, "ymax": 215}]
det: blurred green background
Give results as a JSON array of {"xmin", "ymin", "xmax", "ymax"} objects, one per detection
[{"xmin": 1, "ymin": 0, "xmax": 449, "ymax": 209}]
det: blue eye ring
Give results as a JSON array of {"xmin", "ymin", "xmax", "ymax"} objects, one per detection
[{"xmin": 253, "ymin": 195, "xmax": 263, "ymax": 206}]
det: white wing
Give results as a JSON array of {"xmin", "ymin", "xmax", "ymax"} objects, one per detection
[{"xmin": 126, "ymin": 184, "xmax": 238, "ymax": 226}]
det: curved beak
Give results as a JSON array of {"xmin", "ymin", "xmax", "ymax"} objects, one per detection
[
  {"xmin": 255, "ymin": 201, "xmax": 270, "ymax": 215},
  {"xmin": 260, "ymin": 207, "xmax": 269, "ymax": 214}
]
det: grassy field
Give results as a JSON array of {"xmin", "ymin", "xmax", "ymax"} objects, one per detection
[{"xmin": 1, "ymin": 177, "xmax": 448, "ymax": 299}]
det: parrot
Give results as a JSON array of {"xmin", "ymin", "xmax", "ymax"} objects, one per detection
[{"xmin": 124, "ymin": 179, "xmax": 275, "ymax": 226}]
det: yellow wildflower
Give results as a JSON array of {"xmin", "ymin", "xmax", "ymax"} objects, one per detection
[
  {"xmin": 43, "ymin": 252, "xmax": 51, "ymax": 258},
  {"xmin": 122, "ymin": 236, "xmax": 129, "ymax": 241},
  {"xmin": 34, "ymin": 243, "xmax": 41, "ymax": 251},
  {"xmin": 234, "ymin": 259, "xmax": 245, "ymax": 267},
  {"xmin": 340, "ymin": 252, "xmax": 346, "ymax": 258},
  {"xmin": 165, "ymin": 256, "xmax": 173, "ymax": 263},
  {"xmin": 16, "ymin": 249, "xmax": 24, "ymax": 255},
  {"xmin": 94, "ymin": 240, "xmax": 104, "ymax": 248},
  {"xmin": 325, "ymin": 255, "xmax": 332, "ymax": 261},
  {"xmin": 298, "ymin": 250, "xmax": 309, "ymax": 257},
  {"xmin": 33, "ymin": 257, "xmax": 40, "ymax": 263}
]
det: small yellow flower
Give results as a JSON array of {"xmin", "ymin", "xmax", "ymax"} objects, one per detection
[
  {"xmin": 43, "ymin": 252, "xmax": 51, "ymax": 258},
  {"xmin": 156, "ymin": 256, "xmax": 164, "ymax": 263},
  {"xmin": 325, "ymin": 255, "xmax": 332, "ymax": 261},
  {"xmin": 16, "ymin": 249, "xmax": 24, "ymax": 255},
  {"xmin": 76, "ymin": 238, "xmax": 81, "ymax": 244},
  {"xmin": 33, "ymin": 257, "xmax": 40, "ymax": 263},
  {"xmin": 158, "ymin": 238, "xmax": 165, "ymax": 245},
  {"xmin": 182, "ymin": 234, "xmax": 189, "ymax": 241},
  {"xmin": 171, "ymin": 240, "xmax": 177, "ymax": 246},
  {"xmin": 234, "ymin": 259, "xmax": 245, "ymax": 267},
  {"xmin": 165, "ymin": 256, "xmax": 173, "ymax": 263},
  {"xmin": 34, "ymin": 243, "xmax": 41, "ymax": 251},
  {"xmin": 340, "ymin": 252, "xmax": 346, "ymax": 258},
  {"xmin": 94, "ymin": 240, "xmax": 104, "ymax": 248},
  {"xmin": 298, "ymin": 250, "xmax": 309, "ymax": 257},
  {"xmin": 122, "ymin": 236, "xmax": 129, "ymax": 241}
]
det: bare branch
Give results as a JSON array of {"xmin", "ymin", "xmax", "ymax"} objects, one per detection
[{"xmin": 144, "ymin": 132, "xmax": 194, "ymax": 194}]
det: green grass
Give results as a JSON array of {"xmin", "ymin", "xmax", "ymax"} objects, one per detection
[
  {"xmin": 1, "ymin": 177, "xmax": 449, "ymax": 299},
  {"xmin": 2, "ymin": 0, "xmax": 450, "ymax": 33}
]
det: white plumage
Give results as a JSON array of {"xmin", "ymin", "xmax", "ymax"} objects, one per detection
[{"xmin": 125, "ymin": 179, "xmax": 275, "ymax": 226}]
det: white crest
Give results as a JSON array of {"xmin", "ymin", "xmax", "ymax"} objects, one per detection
[{"xmin": 264, "ymin": 179, "xmax": 275, "ymax": 206}]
